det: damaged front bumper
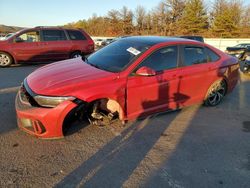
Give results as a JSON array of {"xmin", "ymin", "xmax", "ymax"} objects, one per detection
[{"xmin": 15, "ymin": 84, "xmax": 77, "ymax": 139}]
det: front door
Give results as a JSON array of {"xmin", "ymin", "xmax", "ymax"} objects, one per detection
[
  {"xmin": 126, "ymin": 45, "xmax": 187, "ymax": 119},
  {"xmin": 11, "ymin": 30, "xmax": 44, "ymax": 62}
]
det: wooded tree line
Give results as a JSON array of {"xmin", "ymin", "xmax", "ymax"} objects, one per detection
[{"xmin": 65, "ymin": 0, "xmax": 250, "ymax": 38}]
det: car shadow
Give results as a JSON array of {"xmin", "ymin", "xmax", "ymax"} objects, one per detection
[
  {"xmin": 55, "ymin": 112, "xmax": 179, "ymax": 188},
  {"xmin": 55, "ymin": 73, "xmax": 191, "ymax": 187},
  {"xmin": 242, "ymin": 121, "xmax": 250, "ymax": 132}
]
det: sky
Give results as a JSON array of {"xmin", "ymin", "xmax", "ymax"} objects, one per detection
[{"xmin": 0, "ymin": 0, "xmax": 250, "ymax": 27}]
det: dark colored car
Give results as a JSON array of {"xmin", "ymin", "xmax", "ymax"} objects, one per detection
[
  {"xmin": 179, "ymin": 36, "xmax": 204, "ymax": 43},
  {"xmin": 239, "ymin": 48, "xmax": 250, "ymax": 74},
  {"xmin": 225, "ymin": 43, "xmax": 250, "ymax": 57},
  {"xmin": 0, "ymin": 26, "xmax": 94, "ymax": 67},
  {"xmin": 15, "ymin": 36, "xmax": 239, "ymax": 139}
]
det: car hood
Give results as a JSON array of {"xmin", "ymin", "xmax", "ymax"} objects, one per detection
[{"xmin": 27, "ymin": 58, "xmax": 117, "ymax": 96}]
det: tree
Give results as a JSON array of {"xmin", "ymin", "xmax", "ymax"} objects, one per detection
[
  {"xmin": 64, "ymin": 0, "xmax": 249, "ymax": 37},
  {"xmin": 178, "ymin": 0, "xmax": 208, "ymax": 35},
  {"xmin": 119, "ymin": 6, "xmax": 134, "ymax": 35},
  {"xmin": 211, "ymin": 0, "xmax": 242, "ymax": 37},
  {"xmin": 135, "ymin": 5, "xmax": 146, "ymax": 34},
  {"xmin": 164, "ymin": 0, "xmax": 186, "ymax": 35},
  {"xmin": 106, "ymin": 9, "xmax": 122, "ymax": 36},
  {"xmin": 155, "ymin": 2, "xmax": 168, "ymax": 35},
  {"xmin": 240, "ymin": 5, "xmax": 250, "ymax": 37}
]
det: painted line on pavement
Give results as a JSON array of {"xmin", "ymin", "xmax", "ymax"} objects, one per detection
[{"xmin": 0, "ymin": 86, "xmax": 20, "ymax": 94}]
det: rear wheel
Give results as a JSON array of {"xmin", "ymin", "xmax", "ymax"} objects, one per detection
[
  {"xmin": 204, "ymin": 80, "xmax": 227, "ymax": 106},
  {"xmin": 0, "ymin": 52, "xmax": 13, "ymax": 67},
  {"xmin": 70, "ymin": 51, "xmax": 82, "ymax": 58}
]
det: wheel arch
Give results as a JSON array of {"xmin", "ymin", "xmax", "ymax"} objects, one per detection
[
  {"xmin": 70, "ymin": 50, "xmax": 83, "ymax": 58},
  {"xmin": 0, "ymin": 50, "xmax": 16, "ymax": 64},
  {"xmin": 87, "ymin": 97, "xmax": 125, "ymax": 120}
]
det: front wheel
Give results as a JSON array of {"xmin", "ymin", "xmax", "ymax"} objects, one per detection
[
  {"xmin": 204, "ymin": 80, "xmax": 227, "ymax": 106},
  {"xmin": 0, "ymin": 52, "xmax": 13, "ymax": 67},
  {"xmin": 70, "ymin": 51, "xmax": 82, "ymax": 59}
]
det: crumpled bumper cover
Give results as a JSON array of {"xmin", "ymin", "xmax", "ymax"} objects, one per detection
[{"xmin": 15, "ymin": 86, "xmax": 77, "ymax": 139}]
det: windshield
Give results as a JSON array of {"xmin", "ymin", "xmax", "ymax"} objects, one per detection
[{"xmin": 87, "ymin": 39, "xmax": 151, "ymax": 72}]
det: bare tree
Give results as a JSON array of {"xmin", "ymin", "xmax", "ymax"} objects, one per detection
[
  {"xmin": 119, "ymin": 6, "xmax": 134, "ymax": 35},
  {"xmin": 135, "ymin": 5, "xmax": 146, "ymax": 34}
]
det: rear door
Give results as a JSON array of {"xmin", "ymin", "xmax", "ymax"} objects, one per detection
[
  {"xmin": 40, "ymin": 29, "xmax": 72, "ymax": 60},
  {"xmin": 177, "ymin": 45, "xmax": 218, "ymax": 106}
]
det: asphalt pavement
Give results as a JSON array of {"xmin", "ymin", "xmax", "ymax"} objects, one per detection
[{"xmin": 0, "ymin": 63, "xmax": 250, "ymax": 188}]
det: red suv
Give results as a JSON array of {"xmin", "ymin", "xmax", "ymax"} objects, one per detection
[{"xmin": 0, "ymin": 27, "xmax": 94, "ymax": 67}]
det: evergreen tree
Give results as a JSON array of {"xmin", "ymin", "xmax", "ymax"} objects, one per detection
[
  {"xmin": 178, "ymin": 0, "xmax": 208, "ymax": 35},
  {"xmin": 211, "ymin": 0, "xmax": 241, "ymax": 37}
]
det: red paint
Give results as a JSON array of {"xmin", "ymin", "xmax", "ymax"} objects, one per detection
[
  {"xmin": 15, "ymin": 38, "xmax": 239, "ymax": 139},
  {"xmin": 0, "ymin": 27, "xmax": 94, "ymax": 64}
]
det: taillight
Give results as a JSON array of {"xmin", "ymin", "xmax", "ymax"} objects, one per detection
[
  {"xmin": 88, "ymin": 39, "xmax": 94, "ymax": 45},
  {"xmin": 88, "ymin": 40, "xmax": 94, "ymax": 51}
]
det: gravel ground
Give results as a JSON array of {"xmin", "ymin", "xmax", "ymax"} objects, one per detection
[{"xmin": 0, "ymin": 64, "xmax": 249, "ymax": 188}]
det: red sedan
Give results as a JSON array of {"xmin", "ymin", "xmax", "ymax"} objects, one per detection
[{"xmin": 15, "ymin": 36, "xmax": 239, "ymax": 139}]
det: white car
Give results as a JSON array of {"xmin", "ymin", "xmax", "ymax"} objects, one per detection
[
  {"xmin": 0, "ymin": 34, "xmax": 6, "ymax": 40},
  {"xmin": 94, "ymin": 39, "xmax": 105, "ymax": 47},
  {"xmin": 0, "ymin": 33, "xmax": 14, "ymax": 40}
]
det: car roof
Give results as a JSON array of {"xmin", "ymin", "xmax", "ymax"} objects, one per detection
[{"xmin": 120, "ymin": 36, "xmax": 195, "ymax": 46}]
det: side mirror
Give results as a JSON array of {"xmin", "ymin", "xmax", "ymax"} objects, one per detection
[
  {"xmin": 14, "ymin": 37, "xmax": 23, "ymax": 43},
  {"xmin": 135, "ymin": 66, "xmax": 157, "ymax": 76}
]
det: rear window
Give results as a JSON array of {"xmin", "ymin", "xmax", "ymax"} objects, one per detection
[
  {"xmin": 205, "ymin": 47, "xmax": 220, "ymax": 62},
  {"xmin": 42, "ymin": 30, "xmax": 67, "ymax": 41},
  {"xmin": 183, "ymin": 46, "xmax": 207, "ymax": 66},
  {"xmin": 67, "ymin": 30, "xmax": 86, "ymax": 40}
]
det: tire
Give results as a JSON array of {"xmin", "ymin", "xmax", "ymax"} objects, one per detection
[
  {"xmin": 70, "ymin": 51, "xmax": 82, "ymax": 58},
  {"xmin": 0, "ymin": 52, "xmax": 13, "ymax": 67},
  {"xmin": 204, "ymin": 80, "xmax": 227, "ymax": 106}
]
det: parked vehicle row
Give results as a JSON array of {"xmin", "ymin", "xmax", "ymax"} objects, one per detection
[
  {"xmin": 15, "ymin": 36, "xmax": 239, "ymax": 139},
  {"xmin": 225, "ymin": 43, "xmax": 250, "ymax": 57},
  {"xmin": 239, "ymin": 48, "xmax": 250, "ymax": 74},
  {"xmin": 0, "ymin": 26, "xmax": 94, "ymax": 67},
  {"xmin": 93, "ymin": 38, "xmax": 114, "ymax": 48}
]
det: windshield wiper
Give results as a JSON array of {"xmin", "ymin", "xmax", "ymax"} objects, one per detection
[
  {"xmin": 83, "ymin": 57, "xmax": 101, "ymax": 69},
  {"xmin": 88, "ymin": 62, "xmax": 101, "ymax": 69}
]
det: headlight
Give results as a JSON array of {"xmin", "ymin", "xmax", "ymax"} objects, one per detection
[{"xmin": 34, "ymin": 95, "xmax": 75, "ymax": 108}]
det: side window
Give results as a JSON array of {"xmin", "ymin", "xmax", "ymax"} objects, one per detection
[
  {"xmin": 67, "ymin": 30, "xmax": 86, "ymax": 40},
  {"xmin": 42, "ymin": 30, "xmax": 67, "ymax": 41},
  {"xmin": 183, "ymin": 46, "xmax": 207, "ymax": 66},
  {"xmin": 17, "ymin": 31, "xmax": 40, "ymax": 42},
  {"xmin": 136, "ymin": 46, "xmax": 178, "ymax": 72},
  {"xmin": 205, "ymin": 47, "xmax": 220, "ymax": 62}
]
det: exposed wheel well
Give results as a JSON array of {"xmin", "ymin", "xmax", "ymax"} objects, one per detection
[
  {"xmin": 62, "ymin": 98, "xmax": 124, "ymax": 135},
  {"xmin": 89, "ymin": 98, "xmax": 124, "ymax": 120}
]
